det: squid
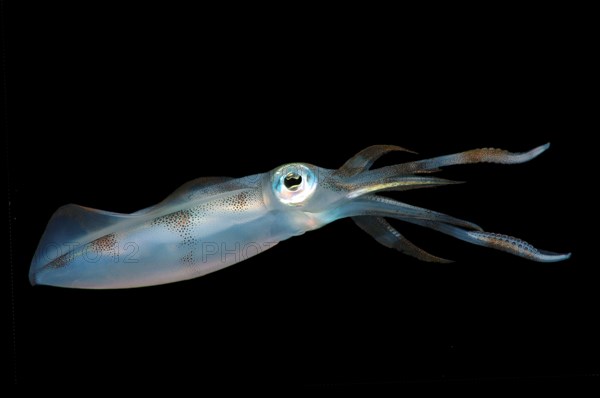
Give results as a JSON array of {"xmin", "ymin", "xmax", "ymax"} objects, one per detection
[{"xmin": 30, "ymin": 143, "xmax": 570, "ymax": 289}]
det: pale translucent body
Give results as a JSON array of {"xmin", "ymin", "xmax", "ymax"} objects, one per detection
[{"xmin": 30, "ymin": 144, "xmax": 570, "ymax": 289}]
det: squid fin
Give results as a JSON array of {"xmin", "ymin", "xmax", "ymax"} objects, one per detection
[
  {"xmin": 31, "ymin": 204, "xmax": 132, "ymax": 270},
  {"xmin": 133, "ymin": 176, "xmax": 233, "ymax": 215}
]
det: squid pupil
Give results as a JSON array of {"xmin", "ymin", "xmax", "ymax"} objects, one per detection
[{"xmin": 284, "ymin": 173, "xmax": 302, "ymax": 190}]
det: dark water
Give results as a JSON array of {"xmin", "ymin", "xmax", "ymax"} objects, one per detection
[{"xmin": 4, "ymin": 3, "xmax": 595, "ymax": 388}]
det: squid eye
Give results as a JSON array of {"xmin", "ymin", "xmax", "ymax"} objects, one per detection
[
  {"xmin": 272, "ymin": 163, "xmax": 318, "ymax": 206},
  {"xmin": 284, "ymin": 172, "xmax": 302, "ymax": 190}
]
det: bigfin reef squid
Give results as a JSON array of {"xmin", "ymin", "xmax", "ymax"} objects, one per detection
[{"xmin": 30, "ymin": 143, "xmax": 570, "ymax": 289}]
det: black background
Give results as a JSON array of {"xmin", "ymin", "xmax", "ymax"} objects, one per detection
[{"xmin": 3, "ymin": 3, "xmax": 596, "ymax": 389}]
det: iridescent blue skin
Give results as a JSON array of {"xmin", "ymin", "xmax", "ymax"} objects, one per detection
[{"xmin": 30, "ymin": 144, "xmax": 570, "ymax": 289}]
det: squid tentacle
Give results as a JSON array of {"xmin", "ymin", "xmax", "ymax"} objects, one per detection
[
  {"xmin": 351, "ymin": 195, "xmax": 483, "ymax": 231},
  {"xmin": 464, "ymin": 230, "xmax": 571, "ymax": 262},
  {"xmin": 333, "ymin": 142, "xmax": 566, "ymax": 263},
  {"xmin": 378, "ymin": 143, "xmax": 551, "ymax": 175},
  {"xmin": 339, "ymin": 196, "xmax": 570, "ymax": 263},
  {"xmin": 347, "ymin": 176, "xmax": 463, "ymax": 198},
  {"xmin": 353, "ymin": 216, "xmax": 452, "ymax": 263},
  {"xmin": 409, "ymin": 221, "xmax": 571, "ymax": 263},
  {"xmin": 336, "ymin": 144, "xmax": 416, "ymax": 177},
  {"xmin": 338, "ymin": 144, "xmax": 472, "ymax": 262},
  {"xmin": 338, "ymin": 145, "xmax": 445, "ymax": 261}
]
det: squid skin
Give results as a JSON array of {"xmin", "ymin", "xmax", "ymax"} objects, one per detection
[{"xmin": 30, "ymin": 143, "xmax": 571, "ymax": 289}]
